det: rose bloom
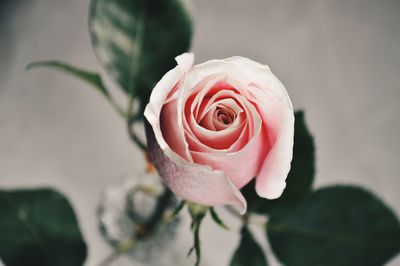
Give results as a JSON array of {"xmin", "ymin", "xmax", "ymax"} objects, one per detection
[{"xmin": 144, "ymin": 53, "xmax": 294, "ymax": 214}]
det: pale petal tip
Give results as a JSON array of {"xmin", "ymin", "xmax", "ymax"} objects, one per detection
[
  {"xmin": 255, "ymin": 180, "xmax": 287, "ymax": 200},
  {"xmin": 176, "ymin": 52, "xmax": 194, "ymax": 70},
  {"xmin": 233, "ymin": 196, "xmax": 247, "ymax": 215},
  {"xmin": 238, "ymin": 203, "xmax": 247, "ymax": 215}
]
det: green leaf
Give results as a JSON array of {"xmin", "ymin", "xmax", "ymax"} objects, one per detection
[
  {"xmin": 267, "ymin": 186, "xmax": 400, "ymax": 266},
  {"xmin": 230, "ymin": 226, "xmax": 268, "ymax": 266},
  {"xmin": 0, "ymin": 188, "xmax": 87, "ymax": 266},
  {"xmin": 242, "ymin": 111, "xmax": 315, "ymax": 215},
  {"xmin": 89, "ymin": 0, "xmax": 192, "ymax": 101},
  {"xmin": 27, "ymin": 60, "xmax": 110, "ymax": 97}
]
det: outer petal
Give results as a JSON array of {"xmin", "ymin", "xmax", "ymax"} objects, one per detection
[
  {"xmin": 144, "ymin": 53, "xmax": 247, "ymax": 213},
  {"xmin": 190, "ymin": 128, "xmax": 267, "ymax": 189},
  {"xmin": 146, "ymin": 123, "xmax": 247, "ymax": 213},
  {"xmin": 144, "ymin": 52, "xmax": 194, "ymax": 153},
  {"xmin": 227, "ymin": 56, "xmax": 295, "ymax": 199}
]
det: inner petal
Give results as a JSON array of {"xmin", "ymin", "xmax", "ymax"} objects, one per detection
[
  {"xmin": 217, "ymin": 108, "xmax": 234, "ymax": 123},
  {"xmin": 200, "ymin": 99, "xmax": 241, "ymax": 131},
  {"xmin": 182, "ymin": 75, "xmax": 260, "ymax": 152},
  {"xmin": 185, "ymin": 94, "xmax": 250, "ymax": 150},
  {"xmin": 214, "ymin": 107, "xmax": 234, "ymax": 130}
]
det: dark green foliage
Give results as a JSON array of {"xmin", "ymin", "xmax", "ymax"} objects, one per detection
[
  {"xmin": 0, "ymin": 189, "xmax": 87, "ymax": 266},
  {"xmin": 89, "ymin": 0, "xmax": 192, "ymax": 101},
  {"xmin": 230, "ymin": 226, "xmax": 268, "ymax": 266},
  {"xmin": 267, "ymin": 186, "xmax": 400, "ymax": 266}
]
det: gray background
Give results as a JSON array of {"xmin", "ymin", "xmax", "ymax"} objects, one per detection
[{"xmin": 0, "ymin": 0, "xmax": 399, "ymax": 265}]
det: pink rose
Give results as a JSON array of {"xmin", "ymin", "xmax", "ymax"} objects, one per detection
[{"xmin": 144, "ymin": 53, "xmax": 294, "ymax": 214}]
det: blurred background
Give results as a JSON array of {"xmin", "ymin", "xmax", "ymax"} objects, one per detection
[{"xmin": 0, "ymin": 0, "xmax": 399, "ymax": 265}]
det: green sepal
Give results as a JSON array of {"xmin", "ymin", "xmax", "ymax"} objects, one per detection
[
  {"xmin": 210, "ymin": 207, "xmax": 230, "ymax": 230},
  {"xmin": 171, "ymin": 200, "xmax": 186, "ymax": 218}
]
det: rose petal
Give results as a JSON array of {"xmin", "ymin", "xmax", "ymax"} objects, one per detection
[
  {"xmin": 146, "ymin": 124, "xmax": 247, "ymax": 213},
  {"xmin": 227, "ymin": 56, "xmax": 294, "ymax": 199}
]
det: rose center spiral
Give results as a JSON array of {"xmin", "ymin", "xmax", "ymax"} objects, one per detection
[{"xmin": 216, "ymin": 108, "xmax": 234, "ymax": 125}]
